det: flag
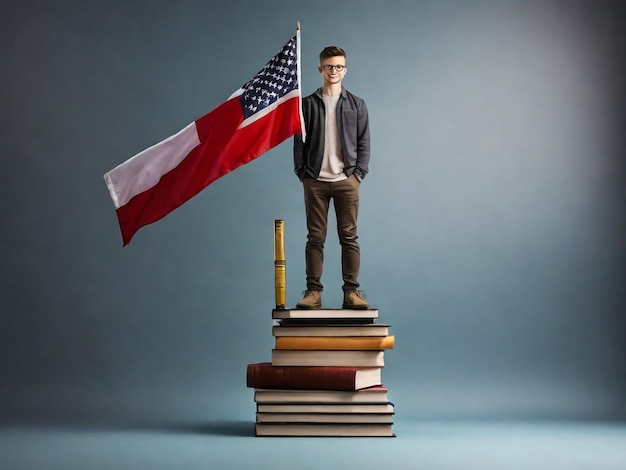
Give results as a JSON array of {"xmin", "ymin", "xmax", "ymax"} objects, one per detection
[{"xmin": 104, "ymin": 32, "xmax": 304, "ymax": 246}]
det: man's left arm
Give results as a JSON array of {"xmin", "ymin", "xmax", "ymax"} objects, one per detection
[{"xmin": 355, "ymin": 99, "xmax": 370, "ymax": 182}]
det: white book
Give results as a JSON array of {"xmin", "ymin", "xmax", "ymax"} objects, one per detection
[
  {"xmin": 272, "ymin": 323, "xmax": 390, "ymax": 337},
  {"xmin": 254, "ymin": 386, "xmax": 388, "ymax": 404},
  {"xmin": 271, "ymin": 349, "xmax": 384, "ymax": 367},
  {"xmin": 272, "ymin": 309, "xmax": 378, "ymax": 320},
  {"xmin": 255, "ymin": 422, "xmax": 395, "ymax": 437},
  {"xmin": 256, "ymin": 413, "xmax": 394, "ymax": 424},
  {"xmin": 256, "ymin": 403, "xmax": 394, "ymax": 414}
]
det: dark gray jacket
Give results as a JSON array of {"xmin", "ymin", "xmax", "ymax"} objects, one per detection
[{"xmin": 293, "ymin": 88, "xmax": 370, "ymax": 182}]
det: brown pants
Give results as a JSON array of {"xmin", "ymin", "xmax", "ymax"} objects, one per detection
[{"xmin": 303, "ymin": 175, "xmax": 361, "ymax": 292}]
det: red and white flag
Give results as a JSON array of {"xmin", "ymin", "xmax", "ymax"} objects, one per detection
[{"xmin": 104, "ymin": 32, "xmax": 304, "ymax": 246}]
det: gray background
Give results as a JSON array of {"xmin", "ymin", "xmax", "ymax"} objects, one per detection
[{"xmin": 1, "ymin": 0, "xmax": 624, "ymax": 426}]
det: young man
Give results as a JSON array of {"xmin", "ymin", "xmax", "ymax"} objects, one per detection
[{"xmin": 293, "ymin": 46, "xmax": 370, "ymax": 309}]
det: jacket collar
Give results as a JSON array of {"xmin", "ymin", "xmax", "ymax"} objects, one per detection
[{"xmin": 314, "ymin": 87, "xmax": 347, "ymax": 99}]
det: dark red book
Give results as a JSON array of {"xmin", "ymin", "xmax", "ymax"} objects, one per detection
[{"xmin": 246, "ymin": 362, "xmax": 382, "ymax": 391}]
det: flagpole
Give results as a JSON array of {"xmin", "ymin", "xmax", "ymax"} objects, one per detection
[{"xmin": 296, "ymin": 21, "xmax": 306, "ymax": 143}]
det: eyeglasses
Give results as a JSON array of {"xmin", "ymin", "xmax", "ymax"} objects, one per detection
[{"xmin": 321, "ymin": 64, "xmax": 345, "ymax": 72}]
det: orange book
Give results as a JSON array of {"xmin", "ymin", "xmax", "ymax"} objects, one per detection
[{"xmin": 275, "ymin": 335, "xmax": 394, "ymax": 350}]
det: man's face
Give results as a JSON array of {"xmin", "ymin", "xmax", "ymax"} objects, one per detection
[{"xmin": 318, "ymin": 56, "xmax": 347, "ymax": 86}]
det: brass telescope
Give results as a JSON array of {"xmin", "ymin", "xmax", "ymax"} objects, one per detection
[{"xmin": 274, "ymin": 219, "xmax": 286, "ymax": 309}]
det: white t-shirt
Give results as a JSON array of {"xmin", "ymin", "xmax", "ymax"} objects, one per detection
[{"xmin": 318, "ymin": 93, "xmax": 347, "ymax": 182}]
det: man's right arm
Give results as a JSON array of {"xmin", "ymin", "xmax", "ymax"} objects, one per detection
[
  {"xmin": 293, "ymin": 134, "xmax": 305, "ymax": 181},
  {"xmin": 294, "ymin": 96, "xmax": 309, "ymax": 181}
]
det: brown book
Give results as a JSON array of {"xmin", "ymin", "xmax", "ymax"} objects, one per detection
[
  {"xmin": 247, "ymin": 362, "xmax": 382, "ymax": 391},
  {"xmin": 275, "ymin": 335, "xmax": 394, "ymax": 350},
  {"xmin": 254, "ymin": 386, "xmax": 389, "ymax": 404},
  {"xmin": 271, "ymin": 349, "xmax": 384, "ymax": 367}
]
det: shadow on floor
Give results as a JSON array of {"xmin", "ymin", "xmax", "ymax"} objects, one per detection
[
  {"xmin": 135, "ymin": 420, "xmax": 255, "ymax": 437},
  {"xmin": 1, "ymin": 417, "xmax": 255, "ymax": 437}
]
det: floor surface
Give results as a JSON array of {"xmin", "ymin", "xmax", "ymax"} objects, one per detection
[{"xmin": 2, "ymin": 419, "xmax": 625, "ymax": 469}]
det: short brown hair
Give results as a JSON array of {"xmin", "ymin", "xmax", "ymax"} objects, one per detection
[{"xmin": 319, "ymin": 46, "xmax": 346, "ymax": 63}]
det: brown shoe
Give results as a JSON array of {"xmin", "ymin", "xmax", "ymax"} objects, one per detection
[
  {"xmin": 296, "ymin": 290, "xmax": 322, "ymax": 309},
  {"xmin": 343, "ymin": 290, "xmax": 369, "ymax": 309}
]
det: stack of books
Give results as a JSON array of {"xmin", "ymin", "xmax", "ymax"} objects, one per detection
[{"xmin": 247, "ymin": 308, "xmax": 395, "ymax": 437}]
